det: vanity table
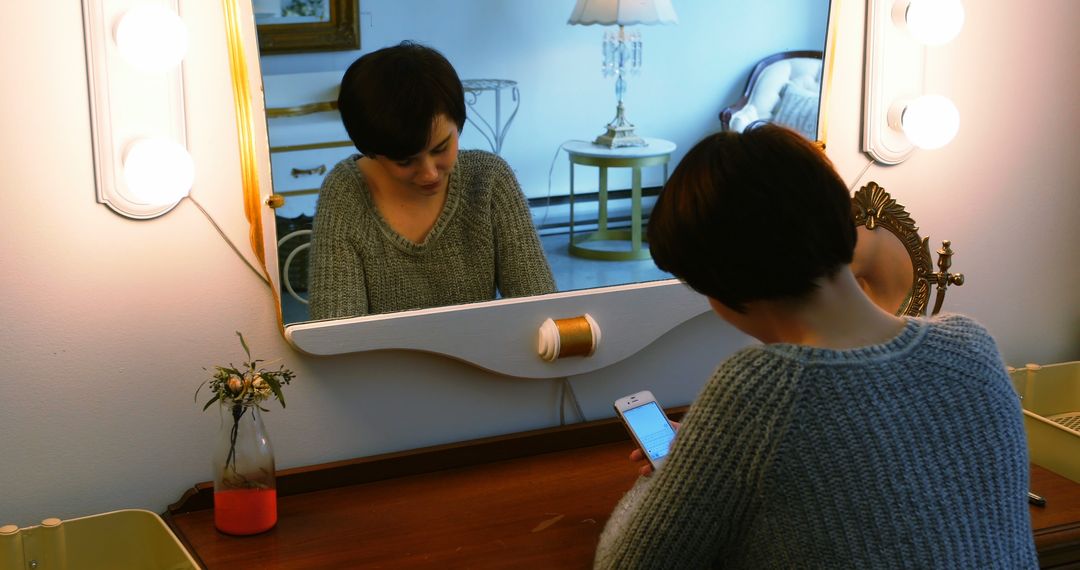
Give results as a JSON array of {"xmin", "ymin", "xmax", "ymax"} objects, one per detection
[
  {"xmin": 164, "ymin": 410, "xmax": 1080, "ymax": 569},
  {"xmin": 564, "ymin": 138, "xmax": 676, "ymax": 261}
]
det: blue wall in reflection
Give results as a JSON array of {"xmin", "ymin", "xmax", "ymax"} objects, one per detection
[{"xmin": 260, "ymin": 0, "xmax": 830, "ymax": 201}]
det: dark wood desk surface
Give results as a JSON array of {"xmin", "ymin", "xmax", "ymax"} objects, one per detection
[{"xmin": 166, "ymin": 413, "xmax": 1080, "ymax": 569}]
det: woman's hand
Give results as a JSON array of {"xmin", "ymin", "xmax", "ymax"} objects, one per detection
[{"xmin": 630, "ymin": 421, "xmax": 680, "ymax": 476}]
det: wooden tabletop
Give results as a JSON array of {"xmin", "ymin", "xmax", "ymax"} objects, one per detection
[
  {"xmin": 169, "ymin": 442, "xmax": 638, "ymax": 569},
  {"xmin": 166, "ymin": 414, "xmax": 1080, "ymax": 569},
  {"xmin": 1030, "ymin": 464, "xmax": 1080, "ymax": 568}
]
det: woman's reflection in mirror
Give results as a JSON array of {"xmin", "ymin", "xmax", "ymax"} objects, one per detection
[
  {"xmin": 308, "ymin": 41, "xmax": 555, "ymax": 320},
  {"xmin": 594, "ymin": 125, "xmax": 1035, "ymax": 568}
]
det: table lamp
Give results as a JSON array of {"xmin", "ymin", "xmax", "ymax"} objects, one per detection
[{"xmin": 568, "ymin": 0, "xmax": 678, "ymax": 148}]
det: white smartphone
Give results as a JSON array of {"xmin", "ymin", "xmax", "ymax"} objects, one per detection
[{"xmin": 614, "ymin": 390, "xmax": 678, "ymax": 470}]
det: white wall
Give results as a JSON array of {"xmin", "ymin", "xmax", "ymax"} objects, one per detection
[
  {"xmin": 824, "ymin": 0, "xmax": 1080, "ymax": 364},
  {"xmin": 1, "ymin": 0, "xmax": 1078, "ymax": 528}
]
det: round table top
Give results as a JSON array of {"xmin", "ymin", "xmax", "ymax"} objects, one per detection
[
  {"xmin": 563, "ymin": 138, "xmax": 676, "ymax": 159},
  {"xmin": 461, "ymin": 79, "xmax": 518, "ymax": 91}
]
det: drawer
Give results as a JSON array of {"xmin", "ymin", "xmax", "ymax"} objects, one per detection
[
  {"xmin": 274, "ymin": 192, "xmax": 318, "ymax": 219},
  {"xmin": 269, "ymin": 144, "xmax": 355, "ymax": 195},
  {"xmin": 267, "ymin": 108, "xmax": 349, "ymax": 148}
]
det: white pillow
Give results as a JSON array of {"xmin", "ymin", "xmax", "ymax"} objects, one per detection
[{"xmin": 771, "ymin": 82, "xmax": 820, "ymax": 140}]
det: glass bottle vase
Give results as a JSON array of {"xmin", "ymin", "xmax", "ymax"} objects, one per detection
[{"xmin": 213, "ymin": 401, "xmax": 277, "ymax": 535}]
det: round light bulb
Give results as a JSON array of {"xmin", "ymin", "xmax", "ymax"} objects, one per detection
[
  {"xmin": 115, "ymin": 5, "xmax": 189, "ymax": 73},
  {"xmin": 122, "ymin": 137, "xmax": 194, "ymax": 205},
  {"xmin": 905, "ymin": 0, "xmax": 965, "ymax": 45},
  {"xmin": 901, "ymin": 95, "xmax": 960, "ymax": 150}
]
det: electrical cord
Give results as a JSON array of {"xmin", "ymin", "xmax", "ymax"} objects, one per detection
[
  {"xmin": 540, "ymin": 139, "xmax": 591, "ymax": 231},
  {"xmin": 187, "ymin": 195, "xmax": 270, "ymax": 286},
  {"xmin": 847, "ymin": 157, "xmax": 875, "ymax": 192},
  {"xmin": 558, "ymin": 377, "xmax": 587, "ymax": 425}
]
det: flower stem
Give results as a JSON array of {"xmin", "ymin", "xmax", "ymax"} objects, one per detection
[{"xmin": 225, "ymin": 403, "xmax": 246, "ymax": 474}]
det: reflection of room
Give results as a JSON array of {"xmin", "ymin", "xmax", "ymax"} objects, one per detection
[{"xmin": 263, "ymin": 0, "xmax": 830, "ymax": 323}]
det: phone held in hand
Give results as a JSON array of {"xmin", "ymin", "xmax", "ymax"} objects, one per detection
[{"xmin": 614, "ymin": 390, "xmax": 677, "ymax": 470}]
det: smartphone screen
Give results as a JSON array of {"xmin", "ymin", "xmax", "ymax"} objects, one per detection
[{"xmin": 623, "ymin": 401, "xmax": 677, "ymax": 464}]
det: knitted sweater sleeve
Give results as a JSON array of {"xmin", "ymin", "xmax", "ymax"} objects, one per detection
[
  {"xmin": 484, "ymin": 154, "xmax": 556, "ymax": 298},
  {"xmin": 308, "ymin": 159, "xmax": 368, "ymax": 320},
  {"xmin": 594, "ymin": 349, "xmax": 798, "ymax": 569}
]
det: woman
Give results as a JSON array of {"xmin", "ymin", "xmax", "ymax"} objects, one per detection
[
  {"xmin": 308, "ymin": 41, "xmax": 555, "ymax": 320},
  {"xmin": 595, "ymin": 125, "xmax": 1036, "ymax": 568}
]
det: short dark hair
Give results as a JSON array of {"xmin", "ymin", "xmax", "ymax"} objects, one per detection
[
  {"xmin": 337, "ymin": 41, "xmax": 466, "ymax": 159},
  {"xmin": 647, "ymin": 124, "xmax": 856, "ymax": 312}
]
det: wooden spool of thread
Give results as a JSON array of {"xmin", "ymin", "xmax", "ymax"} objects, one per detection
[{"xmin": 537, "ymin": 314, "xmax": 601, "ymax": 362}]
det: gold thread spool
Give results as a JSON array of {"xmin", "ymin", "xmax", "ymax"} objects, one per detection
[
  {"xmin": 555, "ymin": 316, "xmax": 594, "ymax": 358},
  {"xmin": 538, "ymin": 314, "xmax": 600, "ymax": 361}
]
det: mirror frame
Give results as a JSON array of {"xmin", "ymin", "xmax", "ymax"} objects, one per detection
[
  {"xmin": 256, "ymin": 0, "xmax": 359, "ymax": 55},
  {"xmin": 227, "ymin": 0, "xmax": 843, "ymax": 378},
  {"xmin": 850, "ymin": 181, "xmax": 934, "ymax": 317}
]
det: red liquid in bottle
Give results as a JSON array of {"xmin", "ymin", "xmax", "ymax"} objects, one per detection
[{"xmin": 214, "ymin": 488, "xmax": 277, "ymax": 535}]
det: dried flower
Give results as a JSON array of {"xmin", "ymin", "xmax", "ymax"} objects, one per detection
[
  {"xmin": 195, "ymin": 332, "xmax": 294, "ymax": 411},
  {"xmin": 226, "ymin": 375, "xmax": 243, "ymax": 396},
  {"xmin": 252, "ymin": 376, "xmax": 271, "ymax": 398}
]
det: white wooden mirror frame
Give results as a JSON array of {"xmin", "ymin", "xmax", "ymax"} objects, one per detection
[{"xmin": 228, "ymin": 0, "xmax": 843, "ymax": 379}]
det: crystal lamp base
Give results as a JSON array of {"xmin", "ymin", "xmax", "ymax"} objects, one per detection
[{"xmin": 593, "ymin": 102, "xmax": 647, "ymax": 148}]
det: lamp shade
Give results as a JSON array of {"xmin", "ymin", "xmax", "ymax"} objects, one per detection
[{"xmin": 567, "ymin": 0, "xmax": 678, "ymax": 26}]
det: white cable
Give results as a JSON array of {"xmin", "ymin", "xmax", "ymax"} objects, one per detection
[
  {"xmin": 847, "ymin": 158, "xmax": 875, "ymax": 192},
  {"xmin": 540, "ymin": 139, "xmax": 591, "ymax": 231},
  {"xmin": 558, "ymin": 378, "xmax": 566, "ymax": 425},
  {"xmin": 187, "ymin": 195, "xmax": 271, "ymax": 286},
  {"xmin": 558, "ymin": 377, "xmax": 587, "ymax": 424}
]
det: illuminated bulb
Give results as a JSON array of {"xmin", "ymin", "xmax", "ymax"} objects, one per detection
[
  {"xmin": 901, "ymin": 95, "xmax": 960, "ymax": 150},
  {"xmin": 115, "ymin": 5, "xmax": 189, "ymax": 73},
  {"xmin": 122, "ymin": 138, "xmax": 194, "ymax": 205},
  {"xmin": 904, "ymin": 0, "xmax": 965, "ymax": 45}
]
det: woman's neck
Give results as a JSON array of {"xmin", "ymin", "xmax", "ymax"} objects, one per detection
[
  {"xmin": 358, "ymin": 156, "xmax": 447, "ymax": 204},
  {"xmin": 357, "ymin": 157, "xmax": 448, "ymax": 243},
  {"xmin": 729, "ymin": 269, "xmax": 907, "ymax": 349}
]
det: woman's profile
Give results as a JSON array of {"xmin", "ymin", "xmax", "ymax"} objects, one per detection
[{"xmin": 308, "ymin": 41, "xmax": 555, "ymax": 320}]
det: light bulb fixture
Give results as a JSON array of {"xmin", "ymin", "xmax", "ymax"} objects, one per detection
[
  {"xmin": 863, "ymin": 0, "xmax": 963, "ymax": 164},
  {"xmin": 895, "ymin": 95, "xmax": 960, "ymax": 150},
  {"xmin": 83, "ymin": 0, "xmax": 191, "ymax": 219},
  {"xmin": 899, "ymin": 0, "xmax": 965, "ymax": 46},
  {"xmin": 115, "ymin": 4, "xmax": 189, "ymax": 73},
  {"xmin": 122, "ymin": 137, "xmax": 195, "ymax": 204},
  {"xmin": 568, "ymin": 0, "xmax": 678, "ymax": 148}
]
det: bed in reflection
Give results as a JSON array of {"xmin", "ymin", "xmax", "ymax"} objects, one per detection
[{"xmin": 720, "ymin": 50, "xmax": 824, "ymax": 140}]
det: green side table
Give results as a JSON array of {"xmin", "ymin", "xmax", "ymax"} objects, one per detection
[{"xmin": 564, "ymin": 138, "xmax": 676, "ymax": 260}]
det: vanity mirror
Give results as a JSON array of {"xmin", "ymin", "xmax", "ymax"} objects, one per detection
[
  {"xmin": 850, "ymin": 181, "xmax": 964, "ymax": 317},
  {"xmin": 232, "ymin": 0, "xmax": 840, "ymax": 376},
  {"xmin": 851, "ymin": 182, "xmax": 933, "ymax": 316}
]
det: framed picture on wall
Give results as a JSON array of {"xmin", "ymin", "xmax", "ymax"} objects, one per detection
[{"xmin": 254, "ymin": 0, "xmax": 360, "ymax": 54}]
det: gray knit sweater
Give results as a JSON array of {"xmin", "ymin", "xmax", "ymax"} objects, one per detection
[
  {"xmin": 595, "ymin": 314, "xmax": 1037, "ymax": 569},
  {"xmin": 308, "ymin": 150, "xmax": 556, "ymax": 320}
]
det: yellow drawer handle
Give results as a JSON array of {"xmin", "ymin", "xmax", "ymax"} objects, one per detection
[{"xmin": 291, "ymin": 164, "xmax": 327, "ymax": 178}]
